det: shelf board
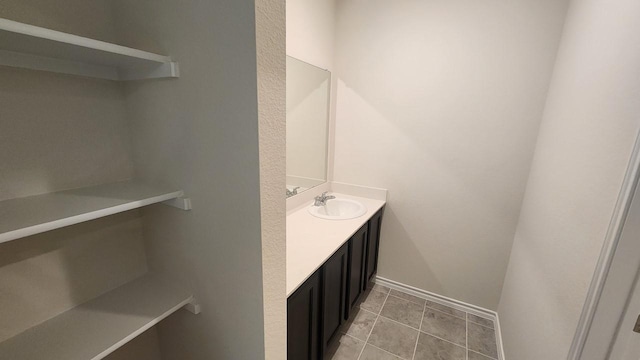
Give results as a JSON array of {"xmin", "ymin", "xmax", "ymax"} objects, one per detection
[
  {"xmin": 0, "ymin": 274, "xmax": 194, "ymax": 360},
  {"xmin": 0, "ymin": 180, "xmax": 184, "ymax": 244},
  {"xmin": 0, "ymin": 18, "xmax": 179, "ymax": 80}
]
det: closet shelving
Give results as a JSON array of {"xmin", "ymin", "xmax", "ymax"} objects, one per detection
[
  {"xmin": 0, "ymin": 18, "xmax": 179, "ymax": 80},
  {"xmin": 0, "ymin": 274, "xmax": 198, "ymax": 360},
  {"xmin": 0, "ymin": 180, "xmax": 188, "ymax": 244},
  {"xmin": 0, "ymin": 180, "xmax": 198, "ymax": 357},
  {"xmin": 0, "ymin": 16, "xmax": 198, "ymax": 359}
]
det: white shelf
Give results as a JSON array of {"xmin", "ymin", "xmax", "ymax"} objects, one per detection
[
  {"xmin": 0, "ymin": 274, "xmax": 195, "ymax": 360},
  {"xmin": 0, "ymin": 18, "xmax": 179, "ymax": 80},
  {"xmin": 0, "ymin": 180, "xmax": 185, "ymax": 244}
]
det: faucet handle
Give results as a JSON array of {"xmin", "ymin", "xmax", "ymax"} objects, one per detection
[
  {"xmin": 286, "ymin": 186, "xmax": 301, "ymax": 198},
  {"xmin": 321, "ymin": 191, "xmax": 328, "ymax": 197}
]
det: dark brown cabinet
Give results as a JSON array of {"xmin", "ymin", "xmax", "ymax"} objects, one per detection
[
  {"xmin": 288, "ymin": 208, "xmax": 384, "ymax": 359},
  {"xmin": 365, "ymin": 207, "xmax": 384, "ymax": 289},
  {"xmin": 321, "ymin": 243, "xmax": 349, "ymax": 353},
  {"xmin": 347, "ymin": 224, "xmax": 368, "ymax": 317},
  {"xmin": 288, "ymin": 269, "xmax": 322, "ymax": 360}
]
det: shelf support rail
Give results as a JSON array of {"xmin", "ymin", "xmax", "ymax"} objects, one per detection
[
  {"xmin": 183, "ymin": 298, "xmax": 201, "ymax": 315},
  {"xmin": 162, "ymin": 196, "xmax": 192, "ymax": 211}
]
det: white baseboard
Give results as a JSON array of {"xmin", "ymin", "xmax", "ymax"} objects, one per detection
[
  {"xmin": 375, "ymin": 276, "xmax": 506, "ymax": 360},
  {"xmin": 494, "ymin": 313, "xmax": 506, "ymax": 360}
]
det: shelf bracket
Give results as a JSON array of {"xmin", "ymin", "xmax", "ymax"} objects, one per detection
[
  {"xmin": 162, "ymin": 196, "xmax": 192, "ymax": 211},
  {"xmin": 118, "ymin": 62, "xmax": 180, "ymax": 81},
  {"xmin": 183, "ymin": 298, "xmax": 201, "ymax": 315}
]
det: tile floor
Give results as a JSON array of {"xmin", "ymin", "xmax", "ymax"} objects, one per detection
[{"xmin": 324, "ymin": 284, "xmax": 499, "ymax": 360}]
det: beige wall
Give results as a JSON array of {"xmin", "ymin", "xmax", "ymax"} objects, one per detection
[
  {"xmin": 255, "ymin": 0, "xmax": 287, "ymax": 358},
  {"xmin": 497, "ymin": 0, "xmax": 640, "ymax": 357},
  {"xmin": 332, "ymin": 0, "xmax": 569, "ymax": 309},
  {"xmin": 286, "ymin": 0, "xmax": 335, "ymax": 71}
]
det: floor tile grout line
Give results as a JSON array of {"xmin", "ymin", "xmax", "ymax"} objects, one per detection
[
  {"xmin": 388, "ymin": 291, "xmax": 428, "ymax": 307},
  {"xmin": 351, "ymin": 286, "xmax": 494, "ymax": 360},
  {"xmin": 357, "ymin": 290, "xmax": 390, "ymax": 360},
  {"xmin": 358, "ymin": 291, "xmax": 389, "ymax": 358},
  {"xmin": 391, "ymin": 287, "xmax": 469, "ymax": 323},
  {"xmin": 468, "ymin": 348, "xmax": 498, "ymax": 360},
  {"xmin": 377, "ymin": 313, "xmax": 421, "ymax": 331},
  {"xmin": 467, "ymin": 320, "xmax": 495, "ymax": 330},
  {"xmin": 376, "ymin": 313, "xmax": 466, "ymax": 350},
  {"xmin": 466, "ymin": 313, "xmax": 469, "ymax": 360},
  {"xmin": 340, "ymin": 332, "xmax": 361, "ymax": 342},
  {"xmin": 467, "ymin": 314, "xmax": 495, "ymax": 329},
  {"xmin": 389, "ymin": 287, "xmax": 468, "ymax": 320},
  {"xmin": 466, "ymin": 321, "xmax": 500, "ymax": 359},
  {"xmin": 381, "ymin": 295, "xmax": 424, "ymax": 329},
  {"xmin": 355, "ymin": 319, "xmax": 375, "ymax": 360},
  {"xmin": 358, "ymin": 307, "xmax": 379, "ymax": 316},
  {"xmin": 410, "ymin": 301, "xmax": 427, "ymax": 360},
  {"xmin": 359, "ymin": 290, "xmax": 390, "ymax": 315},
  {"xmin": 386, "ymin": 293, "xmax": 426, "ymax": 306},
  {"xmin": 467, "ymin": 313, "xmax": 495, "ymax": 322},
  {"xmin": 424, "ymin": 305, "xmax": 466, "ymax": 321},
  {"xmin": 366, "ymin": 342, "xmax": 406, "ymax": 359},
  {"xmin": 339, "ymin": 333, "xmax": 406, "ymax": 360},
  {"xmin": 419, "ymin": 328, "xmax": 468, "ymax": 351},
  {"xmin": 362, "ymin": 286, "xmax": 498, "ymax": 360},
  {"xmin": 377, "ymin": 289, "xmax": 390, "ymax": 316},
  {"xmin": 391, "ymin": 285, "xmax": 468, "ymax": 358},
  {"xmin": 384, "ymin": 284, "xmax": 496, "ymax": 321}
]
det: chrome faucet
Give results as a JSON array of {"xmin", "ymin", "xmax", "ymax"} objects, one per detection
[
  {"xmin": 313, "ymin": 191, "xmax": 335, "ymax": 206},
  {"xmin": 286, "ymin": 187, "xmax": 300, "ymax": 198}
]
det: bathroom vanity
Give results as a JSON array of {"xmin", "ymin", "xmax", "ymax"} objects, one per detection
[
  {"xmin": 287, "ymin": 192, "xmax": 386, "ymax": 360},
  {"xmin": 284, "ymin": 54, "xmax": 388, "ymax": 359}
]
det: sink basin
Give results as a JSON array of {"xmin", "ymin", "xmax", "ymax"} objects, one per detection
[{"xmin": 308, "ymin": 198, "xmax": 367, "ymax": 220}]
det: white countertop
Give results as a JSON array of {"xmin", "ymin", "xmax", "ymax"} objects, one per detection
[{"xmin": 287, "ymin": 193, "xmax": 386, "ymax": 296}]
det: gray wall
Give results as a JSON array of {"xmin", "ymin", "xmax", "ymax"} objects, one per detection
[
  {"xmin": 114, "ymin": 1, "xmax": 268, "ymax": 358},
  {"xmin": 497, "ymin": 0, "xmax": 640, "ymax": 357}
]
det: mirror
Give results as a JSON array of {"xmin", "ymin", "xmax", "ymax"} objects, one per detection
[{"xmin": 286, "ymin": 56, "xmax": 330, "ymax": 197}]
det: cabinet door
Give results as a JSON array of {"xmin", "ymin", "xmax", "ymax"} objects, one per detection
[
  {"xmin": 288, "ymin": 269, "xmax": 322, "ymax": 360},
  {"xmin": 322, "ymin": 243, "xmax": 349, "ymax": 351},
  {"xmin": 365, "ymin": 207, "xmax": 385, "ymax": 289},
  {"xmin": 347, "ymin": 224, "xmax": 368, "ymax": 317}
]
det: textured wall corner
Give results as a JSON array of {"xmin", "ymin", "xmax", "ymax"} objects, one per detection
[{"xmin": 255, "ymin": 0, "xmax": 287, "ymax": 359}]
